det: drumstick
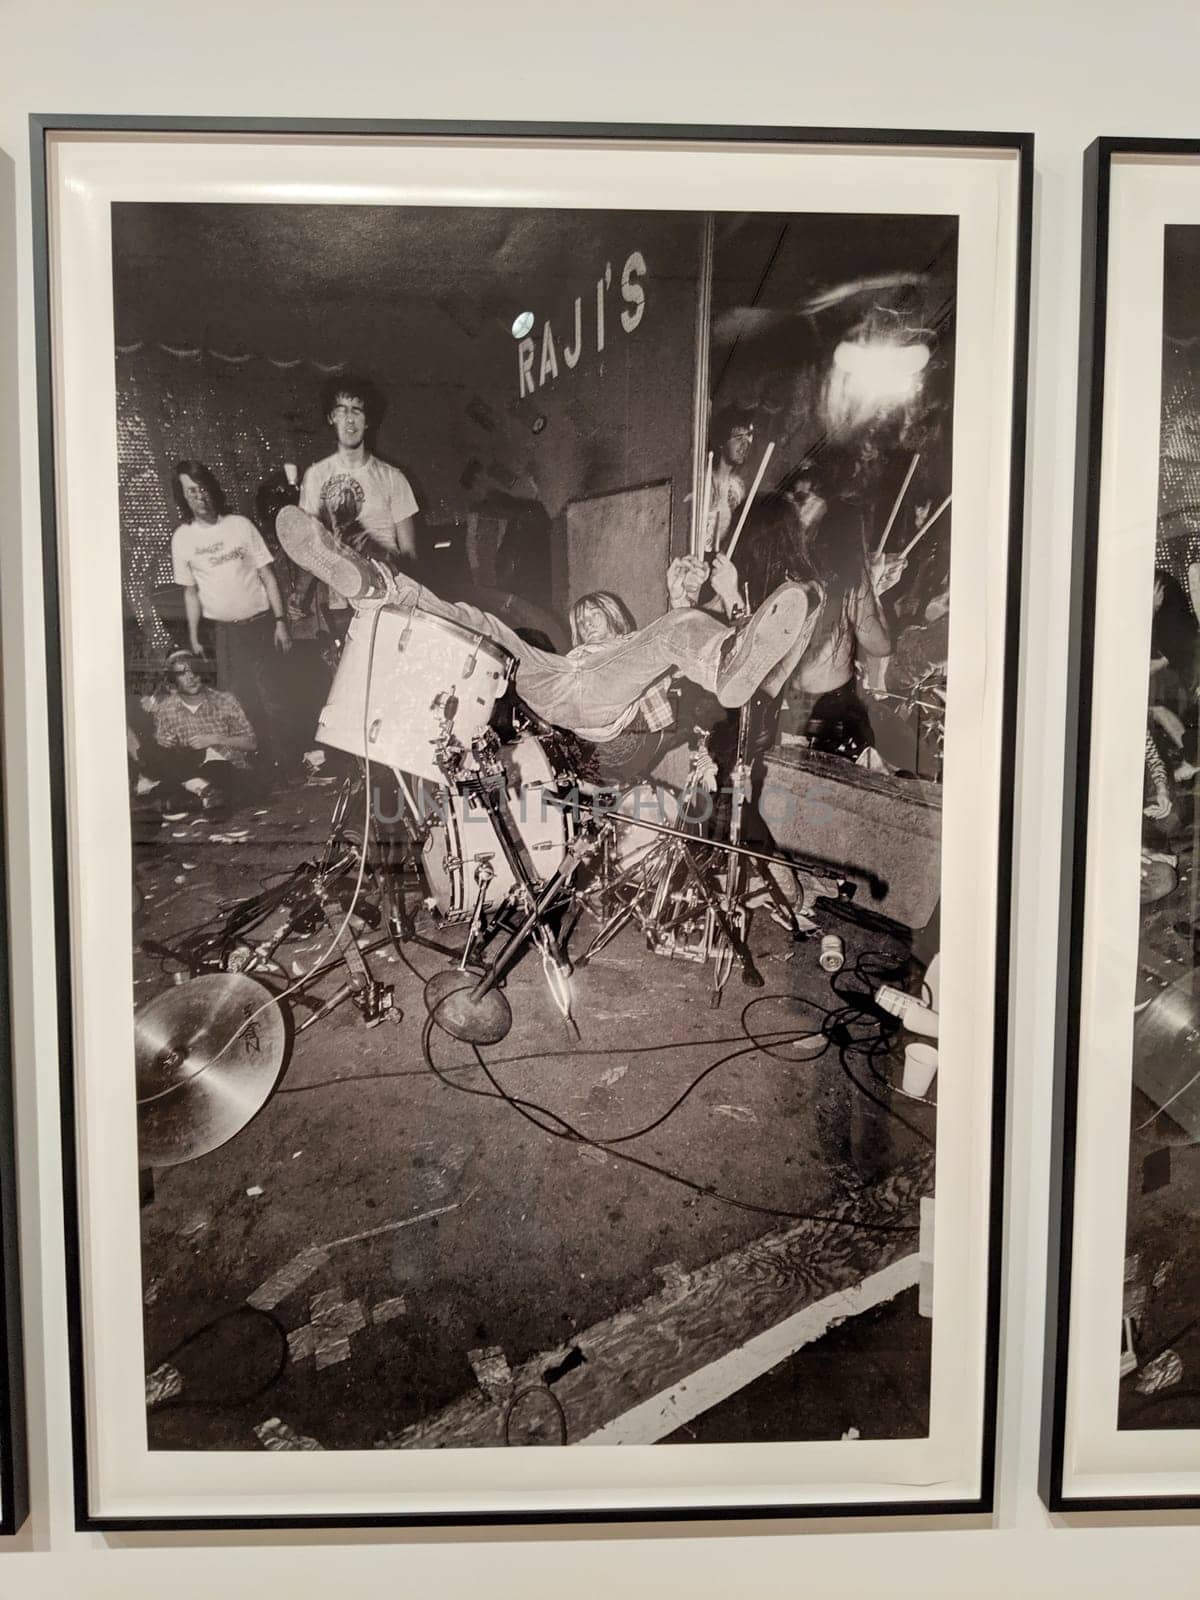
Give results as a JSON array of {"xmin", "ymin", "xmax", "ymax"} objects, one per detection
[
  {"xmin": 897, "ymin": 492, "xmax": 952, "ymax": 560},
  {"xmin": 874, "ymin": 451, "xmax": 921, "ymax": 558},
  {"xmin": 694, "ymin": 451, "xmax": 713, "ymax": 559},
  {"xmin": 725, "ymin": 441, "xmax": 775, "ymax": 560}
]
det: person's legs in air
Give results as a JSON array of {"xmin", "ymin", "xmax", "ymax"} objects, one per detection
[{"xmin": 278, "ymin": 507, "xmax": 816, "ymax": 735}]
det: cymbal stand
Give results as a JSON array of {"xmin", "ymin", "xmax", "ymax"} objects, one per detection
[
  {"xmin": 576, "ymin": 744, "xmax": 712, "ymax": 964},
  {"xmin": 707, "ymin": 699, "xmax": 803, "ymax": 1002},
  {"xmin": 575, "ymin": 735, "xmax": 764, "ymax": 994},
  {"xmin": 423, "ymin": 728, "xmax": 597, "ymax": 1042}
]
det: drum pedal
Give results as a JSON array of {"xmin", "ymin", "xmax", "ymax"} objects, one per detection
[{"xmin": 356, "ymin": 980, "xmax": 399, "ymax": 1027}]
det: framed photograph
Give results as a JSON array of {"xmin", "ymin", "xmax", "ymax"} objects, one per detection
[
  {"xmin": 0, "ymin": 729, "xmax": 28, "ymax": 1536},
  {"xmin": 34, "ymin": 116, "xmax": 1030, "ymax": 1528},
  {"xmin": 1049, "ymin": 137, "xmax": 1200, "ymax": 1510}
]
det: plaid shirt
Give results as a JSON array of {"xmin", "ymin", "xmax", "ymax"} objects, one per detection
[
  {"xmin": 152, "ymin": 688, "xmax": 257, "ymax": 768},
  {"xmin": 628, "ymin": 678, "xmax": 676, "ymax": 732}
]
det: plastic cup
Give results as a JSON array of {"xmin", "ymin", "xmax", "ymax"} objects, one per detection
[{"xmin": 902, "ymin": 1041, "xmax": 938, "ymax": 1097}]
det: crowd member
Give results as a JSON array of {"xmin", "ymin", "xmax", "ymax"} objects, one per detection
[
  {"xmin": 276, "ymin": 505, "xmax": 819, "ymax": 744},
  {"xmin": 876, "ymin": 582, "xmax": 950, "ymax": 778},
  {"xmin": 144, "ymin": 652, "xmax": 259, "ymax": 816},
  {"xmin": 1150, "ymin": 568, "xmax": 1200, "ymax": 779},
  {"xmin": 1144, "ymin": 729, "xmax": 1183, "ymax": 843},
  {"xmin": 170, "ymin": 460, "xmax": 292, "ymax": 771},
  {"xmin": 703, "ymin": 409, "xmax": 756, "ymax": 555},
  {"xmin": 743, "ymin": 488, "xmax": 906, "ymax": 760},
  {"xmin": 298, "ymin": 375, "xmax": 420, "ymax": 646}
]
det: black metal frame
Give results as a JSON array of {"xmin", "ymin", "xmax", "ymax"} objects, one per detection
[
  {"xmin": 0, "ymin": 747, "xmax": 28, "ymax": 1535},
  {"xmin": 30, "ymin": 112, "xmax": 1032, "ymax": 1532},
  {"xmin": 1044, "ymin": 135, "xmax": 1200, "ymax": 1514}
]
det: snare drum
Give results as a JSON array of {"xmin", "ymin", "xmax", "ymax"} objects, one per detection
[
  {"xmin": 421, "ymin": 734, "xmax": 576, "ymax": 920},
  {"xmin": 317, "ymin": 606, "xmax": 512, "ymax": 783}
]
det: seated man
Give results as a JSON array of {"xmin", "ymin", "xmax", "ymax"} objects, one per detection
[
  {"xmin": 276, "ymin": 508, "xmax": 819, "ymax": 744},
  {"xmin": 146, "ymin": 651, "xmax": 259, "ymax": 815}
]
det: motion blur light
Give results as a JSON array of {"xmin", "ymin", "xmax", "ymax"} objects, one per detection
[
  {"xmin": 511, "ymin": 310, "xmax": 535, "ymax": 339},
  {"xmin": 832, "ymin": 338, "xmax": 930, "ymax": 400}
]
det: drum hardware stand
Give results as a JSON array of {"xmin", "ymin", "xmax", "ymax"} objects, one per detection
[
  {"xmin": 150, "ymin": 766, "xmax": 463, "ymax": 1035},
  {"xmin": 457, "ymin": 855, "xmax": 497, "ymax": 970},
  {"xmin": 575, "ymin": 744, "xmax": 713, "ymax": 965},
  {"xmin": 424, "ymin": 729, "xmax": 596, "ymax": 1044},
  {"xmin": 425, "ymin": 828, "xmax": 600, "ymax": 1044},
  {"xmin": 293, "ymin": 878, "xmax": 397, "ymax": 1030},
  {"xmin": 707, "ymin": 700, "xmax": 807, "ymax": 1003},
  {"xmin": 331, "ymin": 764, "xmax": 454, "ymax": 959},
  {"xmin": 574, "ymin": 731, "xmax": 769, "ymax": 998},
  {"xmin": 576, "ymin": 820, "xmax": 845, "ymax": 999}
]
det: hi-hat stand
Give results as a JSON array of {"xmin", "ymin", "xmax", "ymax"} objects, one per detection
[{"xmin": 577, "ymin": 712, "xmax": 812, "ymax": 1004}]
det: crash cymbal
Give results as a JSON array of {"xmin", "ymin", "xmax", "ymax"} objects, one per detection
[
  {"xmin": 1134, "ymin": 968, "xmax": 1200, "ymax": 1123},
  {"xmin": 135, "ymin": 973, "xmax": 288, "ymax": 1168}
]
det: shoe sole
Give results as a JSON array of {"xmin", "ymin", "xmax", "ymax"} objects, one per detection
[
  {"xmin": 716, "ymin": 587, "xmax": 813, "ymax": 708},
  {"xmin": 276, "ymin": 505, "xmax": 375, "ymax": 601}
]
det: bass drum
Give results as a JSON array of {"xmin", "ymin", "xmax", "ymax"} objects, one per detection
[{"xmin": 421, "ymin": 734, "xmax": 576, "ymax": 921}]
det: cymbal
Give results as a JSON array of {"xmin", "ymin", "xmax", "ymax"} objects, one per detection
[
  {"xmin": 1134, "ymin": 968, "xmax": 1200, "ymax": 1122},
  {"xmin": 135, "ymin": 973, "xmax": 288, "ymax": 1168}
]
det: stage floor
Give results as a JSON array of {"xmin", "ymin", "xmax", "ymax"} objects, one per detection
[{"xmin": 131, "ymin": 773, "xmax": 933, "ymax": 1451}]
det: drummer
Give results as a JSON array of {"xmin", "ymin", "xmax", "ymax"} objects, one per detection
[{"xmin": 276, "ymin": 506, "xmax": 820, "ymax": 745}]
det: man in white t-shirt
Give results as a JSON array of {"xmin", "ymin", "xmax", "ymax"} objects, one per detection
[
  {"xmin": 301, "ymin": 373, "xmax": 418, "ymax": 552},
  {"xmin": 170, "ymin": 459, "xmax": 292, "ymax": 768},
  {"xmin": 297, "ymin": 374, "xmax": 419, "ymax": 640}
]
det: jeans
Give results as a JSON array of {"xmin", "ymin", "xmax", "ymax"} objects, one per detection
[
  {"xmin": 215, "ymin": 612, "xmax": 293, "ymax": 766},
  {"xmin": 140, "ymin": 745, "xmax": 256, "ymax": 809},
  {"xmin": 382, "ymin": 575, "xmax": 733, "ymax": 742}
]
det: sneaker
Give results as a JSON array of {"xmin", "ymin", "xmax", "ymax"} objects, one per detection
[
  {"xmin": 714, "ymin": 583, "xmax": 815, "ymax": 708},
  {"xmin": 276, "ymin": 506, "xmax": 384, "ymax": 602}
]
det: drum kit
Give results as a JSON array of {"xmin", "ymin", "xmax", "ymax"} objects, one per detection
[{"xmin": 135, "ymin": 599, "xmax": 834, "ymax": 1163}]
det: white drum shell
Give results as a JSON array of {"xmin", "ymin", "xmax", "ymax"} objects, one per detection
[
  {"xmin": 421, "ymin": 735, "xmax": 575, "ymax": 920},
  {"xmin": 318, "ymin": 606, "xmax": 512, "ymax": 783}
]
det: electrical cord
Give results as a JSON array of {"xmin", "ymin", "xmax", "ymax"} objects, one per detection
[
  {"xmin": 148, "ymin": 1307, "xmax": 290, "ymax": 1409},
  {"xmin": 502, "ymin": 1384, "xmax": 569, "ymax": 1447},
  {"xmin": 420, "ymin": 1006, "xmax": 920, "ymax": 1235}
]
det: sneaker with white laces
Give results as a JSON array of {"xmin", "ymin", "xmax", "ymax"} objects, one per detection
[
  {"xmin": 714, "ymin": 583, "xmax": 814, "ymax": 708},
  {"xmin": 276, "ymin": 506, "xmax": 385, "ymax": 602}
]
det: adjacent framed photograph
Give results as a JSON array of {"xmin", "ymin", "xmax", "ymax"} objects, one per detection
[
  {"xmin": 34, "ymin": 116, "xmax": 1030, "ymax": 1528},
  {"xmin": 0, "ymin": 726, "xmax": 28, "ymax": 1536},
  {"xmin": 1048, "ymin": 137, "xmax": 1200, "ymax": 1511}
]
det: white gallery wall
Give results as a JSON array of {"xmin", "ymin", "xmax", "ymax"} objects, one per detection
[{"xmin": 1, "ymin": 0, "xmax": 1199, "ymax": 1592}]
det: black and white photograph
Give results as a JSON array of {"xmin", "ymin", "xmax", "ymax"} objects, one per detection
[
  {"xmin": 1052, "ymin": 140, "xmax": 1200, "ymax": 1509},
  {"xmin": 0, "ymin": 734, "xmax": 27, "ymax": 1537},
  {"xmin": 1113, "ymin": 221, "xmax": 1200, "ymax": 1436},
  {"xmin": 37, "ymin": 124, "xmax": 1026, "ymax": 1524}
]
